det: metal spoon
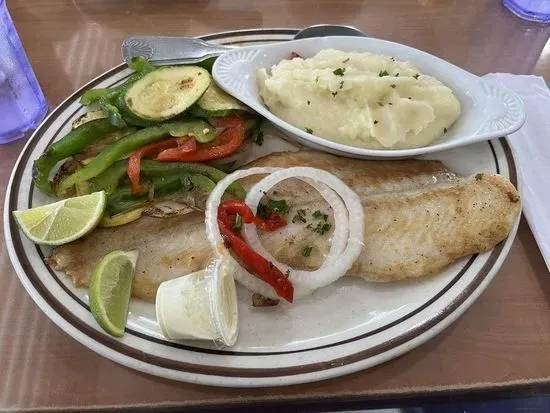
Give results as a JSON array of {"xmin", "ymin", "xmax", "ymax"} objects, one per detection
[
  {"xmin": 293, "ymin": 24, "xmax": 366, "ymax": 39},
  {"xmin": 121, "ymin": 24, "xmax": 366, "ymax": 65}
]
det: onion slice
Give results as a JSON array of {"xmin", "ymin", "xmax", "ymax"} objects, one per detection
[
  {"xmin": 243, "ymin": 167, "xmax": 364, "ymax": 299},
  {"xmin": 205, "ymin": 166, "xmax": 364, "ymax": 301}
]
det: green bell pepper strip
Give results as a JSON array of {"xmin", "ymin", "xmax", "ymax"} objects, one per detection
[
  {"xmin": 56, "ymin": 120, "xmax": 216, "ymax": 195},
  {"xmin": 32, "ymin": 118, "xmax": 121, "ymax": 195},
  {"xmin": 188, "ymin": 174, "xmax": 216, "ymax": 195},
  {"xmin": 89, "ymin": 159, "xmax": 246, "ymax": 199},
  {"xmin": 80, "ymin": 57, "xmax": 156, "ymax": 106},
  {"xmin": 101, "ymin": 102, "xmax": 127, "ymax": 128},
  {"xmin": 79, "ymin": 88, "xmax": 110, "ymax": 106},
  {"xmin": 106, "ymin": 172, "xmax": 202, "ymax": 215},
  {"xmin": 80, "ymin": 73, "xmax": 140, "ymax": 107},
  {"xmin": 89, "ymin": 160, "xmax": 129, "ymax": 195},
  {"xmin": 127, "ymin": 56, "xmax": 156, "ymax": 73},
  {"xmin": 106, "ymin": 186, "xmax": 148, "ymax": 216}
]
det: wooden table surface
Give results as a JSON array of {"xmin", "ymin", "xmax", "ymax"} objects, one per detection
[{"xmin": 2, "ymin": 0, "xmax": 550, "ymax": 410}]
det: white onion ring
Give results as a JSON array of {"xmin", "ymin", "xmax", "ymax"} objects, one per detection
[
  {"xmin": 205, "ymin": 167, "xmax": 364, "ymax": 301},
  {"xmin": 243, "ymin": 167, "xmax": 364, "ymax": 299},
  {"xmin": 205, "ymin": 167, "xmax": 348, "ymax": 298}
]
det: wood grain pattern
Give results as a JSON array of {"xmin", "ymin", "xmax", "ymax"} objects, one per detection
[{"xmin": 1, "ymin": 0, "xmax": 550, "ymax": 409}]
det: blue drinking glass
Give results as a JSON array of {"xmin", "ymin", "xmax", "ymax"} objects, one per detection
[
  {"xmin": 503, "ymin": 0, "xmax": 550, "ymax": 23},
  {"xmin": 0, "ymin": 0, "xmax": 48, "ymax": 144}
]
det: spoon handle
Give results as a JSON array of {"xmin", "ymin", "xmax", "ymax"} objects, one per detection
[{"xmin": 121, "ymin": 36, "xmax": 233, "ymax": 65}]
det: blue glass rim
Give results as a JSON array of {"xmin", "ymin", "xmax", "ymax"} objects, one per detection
[{"xmin": 503, "ymin": 0, "xmax": 550, "ymax": 23}]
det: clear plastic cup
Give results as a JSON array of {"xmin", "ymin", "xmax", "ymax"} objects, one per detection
[
  {"xmin": 156, "ymin": 259, "xmax": 239, "ymax": 347},
  {"xmin": 503, "ymin": 0, "xmax": 550, "ymax": 23},
  {"xmin": 0, "ymin": 0, "xmax": 48, "ymax": 144}
]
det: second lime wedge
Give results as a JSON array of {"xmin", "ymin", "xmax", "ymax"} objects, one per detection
[{"xmin": 89, "ymin": 249, "xmax": 138, "ymax": 337}]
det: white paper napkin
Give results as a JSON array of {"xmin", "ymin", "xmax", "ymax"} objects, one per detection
[{"xmin": 483, "ymin": 73, "xmax": 550, "ymax": 271}]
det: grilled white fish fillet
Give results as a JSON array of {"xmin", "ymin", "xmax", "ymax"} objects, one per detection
[{"xmin": 48, "ymin": 151, "xmax": 520, "ymax": 302}]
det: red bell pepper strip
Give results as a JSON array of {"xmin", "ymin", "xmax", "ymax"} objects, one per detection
[
  {"xmin": 210, "ymin": 115, "xmax": 244, "ymax": 129},
  {"xmin": 217, "ymin": 199, "xmax": 294, "ymax": 303},
  {"xmin": 156, "ymin": 115, "xmax": 245, "ymax": 162},
  {"xmin": 128, "ymin": 136, "xmax": 196, "ymax": 194}
]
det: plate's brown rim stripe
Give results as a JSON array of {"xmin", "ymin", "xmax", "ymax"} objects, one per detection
[
  {"xmin": 500, "ymin": 137, "xmax": 514, "ymax": 181},
  {"xmin": 489, "ymin": 141, "xmax": 500, "ymax": 174},
  {"xmin": 5, "ymin": 27, "xmax": 518, "ymax": 378}
]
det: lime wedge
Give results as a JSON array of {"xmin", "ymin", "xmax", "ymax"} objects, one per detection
[
  {"xmin": 13, "ymin": 191, "xmax": 106, "ymax": 246},
  {"xmin": 89, "ymin": 249, "xmax": 139, "ymax": 337}
]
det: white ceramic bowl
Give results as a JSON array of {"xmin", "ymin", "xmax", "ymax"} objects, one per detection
[{"xmin": 213, "ymin": 36, "xmax": 526, "ymax": 158}]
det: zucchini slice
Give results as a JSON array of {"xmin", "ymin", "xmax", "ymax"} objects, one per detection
[
  {"xmin": 193, "ymin": 81, "xmax": 251, "ymax": 117},
  {"xmin": 124, "ymin": 66, "xmax": 211, "ymax": 122},
  {"xmin": 71, "ymin": 110, "xmax": 106, "ymax": 129}
]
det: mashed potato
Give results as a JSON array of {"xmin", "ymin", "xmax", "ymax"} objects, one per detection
[{"xmin": 257, "ymin": 49, "xmax": 461, "ymax": 149}]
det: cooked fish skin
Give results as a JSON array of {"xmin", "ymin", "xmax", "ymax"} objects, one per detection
[{"xmin": 48, "ymin": 151, "xmax": 520, "ymax": 302}]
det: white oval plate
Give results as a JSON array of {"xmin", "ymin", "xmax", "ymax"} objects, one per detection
[
  {"xmin": 213, "ymin": 35, "xmax": 526, "ymax": 158},
  {"xmin": 4, "ymin": 29, "xmax": 520, "ymax": 388}
]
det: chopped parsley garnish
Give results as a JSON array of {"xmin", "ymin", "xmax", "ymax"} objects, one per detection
[
  {"xmin": 309, "ymin": 222, "xmax": 332, "ymax": 235},
  {"xmin": 256, "ymin": 202, "xmax": 269, "ymax": 219},
  {"xmin": 302, "ymin": 246, "xmax": 313, "ymax": 257},
  {"xmin": 267, "ymin": 199, "xmax": 289, "ymax": 214},
  {"xmin": 475, "ymin": 173, "xmax": 484, "ymax": 181},
  {"xmin": 388, "ymin": 102, "xmax": 393, "ymax": 105},
  {"xmin": 339, "ymin": 80, "xmax": 344, "ymax": 89},
  {"xmin": 408, "ymin": 96, "xmax": 412, "ymax": 100},
  {"xmin": 331, "ymin": 91, "xmax": 338, "ymax": 97},
  {"xmin": 292, "ymin": 209, "xmax": 307, "ymax": 223},
  {"xmin": 312, "ymin": 210, "xmax": 328, "ymax": 221},
  {"xmin": 257, "ymin": 199, "xmax": 289, "ymax": 218},
  {"xmin": 257, "ymin": 203, "xmax": 269, "ymax": 219},
  {"xmin": 413, "ymin": 73, "xmax": 420, "ymax": 80},
  {"xmin": 307, "ymin": 100, "xmax": 310, "ymax": 105},
  {"xmin": 253, "ymin": 130, "xmax": 264, "ymax": 146},
  {"xmin": 377, "ymin": 102, "xmax": 384, "ymax": 107},
  {"xmin": 333, "ymin": 67, "xmax": 346, "ymax": 76},
  {"xmin": 379, "ymin": 70, "xmax": 389, "ymax": 77},
  {"xmin": 342, "ymin": 58, "xmax": 350, "ymax": 63},
  {"xmin": 305, "ymin": 127, "xmax": 314, "ymax": 134},
  {"xmin": 443, "ymin": 127, "xmax": 448, "ymax": 133},
  {"xmin": 395, "ymin": 72, "xmax": 400, "ymax": 77},
  {"xmin": 285, "ymin": 269, "xmax": 290, "ymax": 277},
  {"xmin": 315, "ymin": 75, "xmax": 319, "ymax": 83},
  {"xmin": 391, "ymin": 84, "xmax": 396, "ymax": 88},
  {"xmin": 374, "ymin": 120, "xmax": 379, "ymax": 125},
  {"xmin": 390, "ymin": 57, "xmax": 396, "ymax": 62}
]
